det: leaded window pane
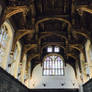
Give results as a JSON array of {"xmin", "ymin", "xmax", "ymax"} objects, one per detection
[
  {"xmin": 54, "ymin": 46, "xmax": 60, "ymax": 52},
  {"xmin": 43, "ymin": 55, "xmax": 64, "ymax": 76},
  {"xmin": 47, "ymin": 46, "xmax": 53, "ymax": 52}
]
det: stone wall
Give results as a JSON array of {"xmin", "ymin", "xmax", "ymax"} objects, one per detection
[
  {"xmin": 29, "ymin": 89, "xmax": 79, "ymax": 92},
  {"xmin": 0, "ymin": 67, "xmax": 29, "ymax": 92},
  {"xmin": 83, "ymin": 78, "xmax": 92, "ymax": 92},
  {"xmin": 30, "ymin": 64, "xmax": 79, "ymax": 89}
]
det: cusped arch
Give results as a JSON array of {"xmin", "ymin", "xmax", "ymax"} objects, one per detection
[{"xmin": 43, "ymin": 53, "xmax": 65, "ymax": 64}]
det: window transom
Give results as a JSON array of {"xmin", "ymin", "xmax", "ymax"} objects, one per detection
[{"xmin": 43, "ymin": 54, "xmax": 64, "ymax": 76}]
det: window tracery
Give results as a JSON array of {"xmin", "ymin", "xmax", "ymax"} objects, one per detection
[
  {"xmin": 0, "ymin": 25, "xmax": 9, "ymax": 64},
  {"xmin": 43, "ymin": 54, "xmax": 64, "ymax": 76}
]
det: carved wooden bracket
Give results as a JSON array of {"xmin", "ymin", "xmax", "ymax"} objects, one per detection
[
  {"xmin": 20, "ymin": 44, "xmax": 37, "ymax": 63},
  {"xmin": 72, "ymin": 29, "xmax": 92, "ymax": 45},
  {"xmin": 26, "ymin": 54, "xmax": 40, "ymax": 70},
  {"xmin": 73, "ymin": 29, "xmax": 90, "ymax": 40},
  {"xmin": 70, "ymin": 44, "xmax": 87, "ymax": 61},
  {"xmin": 67, "ymin": 52, "xmax": 78, "ymax": 61},
  {"xmin": 27, "ymin": 54, "xmax": 39, "ymax": 63},
  {"xmin": 12, "ymin": 29, "xmax": 34, "ymax": 52},
  {"xmin": 23, "ymin": 44, "xmax": 37, "ymax": 53},
  {"xmin": 4, "ymin": 6, "xmax": 29, "ymax": 20},
  {"xmin": 70, "ymin": 44, "xmax": 83, "ymax": 52},
  {"xmin": 69, "ymin": 44, "xmax": 87, "ymax": 63},
  {"xmin": 77, "ymin": 5, "xmax": 92, "ymax": 15},
  {"xmin": 66, "ymin": 52, "xmax": 79, "ymax": 78}
]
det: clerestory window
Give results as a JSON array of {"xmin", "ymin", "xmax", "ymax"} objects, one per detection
[
  {"xmin": 54, "ymin": 46, "xmax": 60, "ymax": 52},
  {"xmin": 0, "ymin": 25, "xmax": 8, "ymax": 63},
  {"xmin": 47, "ymin": 46, "xmax": 60, "ymax": 53},
  {"xmin": 47, "ymin": 46, "xmax": 53, "ymax": 52}
]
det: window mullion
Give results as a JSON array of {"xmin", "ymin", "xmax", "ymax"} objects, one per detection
[{"xmin": 43, "ymin": 55, "xmax": 64, "ymax": 76}]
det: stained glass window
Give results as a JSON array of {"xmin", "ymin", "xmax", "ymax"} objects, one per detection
[
  {"xmin": 0, "ymin": 25, "xmax": 8, "ymax": 64},
  {"xmin": 43, "ymin": 54, "xmax": 64, "ymax": 76}
]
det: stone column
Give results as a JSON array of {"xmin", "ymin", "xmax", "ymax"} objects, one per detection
[
  {"xmin": 2, "ymin": 34, "xmax": 13, "ymax": 70},
  {"xmin": 25, "ymin": 61, "xmax": 31, "ymax": 88},
  {"xmin": 13, "ymin": 42, "xmax": 22, "ymax": 78},
  {"xmin": 20, "ymin": 54, "xmax": 27, "ymax": 84},
  {"xmin": 80, "ymin": 53, "xmax": 88, "ymax": 83},
  {"xmin": 89, "ymin": 45, "xmax": 92, "ymax": 78},
  {"xmin": 76, "ymin": 61, "xmax": 82, "ymax": 85},
  {"xmin": 79, "ymin": 84, "xmax": 84, "ymax": 92},
  {"xmin": 28, "ymin": 62, "xmax": 31, "ymax": 88},
  {"xmin": 85, "ymin": 40, "xmax": 92, "ymax": 78},
  {"xmin": 1, "ymin": 20, "xmax": 14, "ymax": 70}
]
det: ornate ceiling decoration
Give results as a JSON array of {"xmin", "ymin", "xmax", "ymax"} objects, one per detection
[{"xmin": 0, "ymin": 0, "xmax": 92, "ymax": 74}]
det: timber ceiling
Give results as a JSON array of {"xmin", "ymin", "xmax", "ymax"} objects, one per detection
[{"xmin": 0, "ymin": 0, "xmax": 92, "ymax": 74}]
